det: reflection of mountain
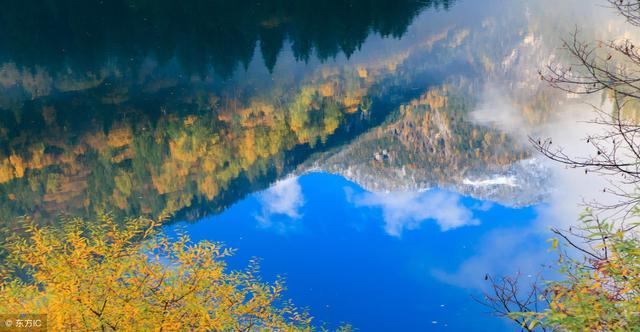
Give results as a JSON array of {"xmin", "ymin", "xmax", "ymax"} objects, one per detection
[
  {"xmin": 0, "ymin": 0, "xmax": 568, "ymax": 230},
  {"xmin": 299, "ymin": 83, "xmax": 552, "ymax": 207},
  {"xmin": 0, "ymin": 28, "xmax": 466, "ymax": 227},
  {"xmin": 0, "ymin": 0, "xmax": 451, "ymax": 76}
]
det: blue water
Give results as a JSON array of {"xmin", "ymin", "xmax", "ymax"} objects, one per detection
[{"xmin": 167, "ymin": 172, "xmax": 549, "ymax": 331}]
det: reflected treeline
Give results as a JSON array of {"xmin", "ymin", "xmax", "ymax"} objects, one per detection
[
  {"xmin": 0, "ymin": 2, "xmax": 565, "ymax": 231},
  {"xmin": 0, "ymin": 0, "xmax": 453, "ymax": 76},
  {"xmin": 0, "ymin": 49, "xmax": 418, "ymax": 229}
]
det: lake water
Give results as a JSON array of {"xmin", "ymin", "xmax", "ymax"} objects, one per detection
[{"xmin": 0, "ymin": 0, "xmax": 630, "ymax": 330}]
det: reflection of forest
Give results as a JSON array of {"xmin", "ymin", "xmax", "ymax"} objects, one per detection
[
  {"xmin": 0, "ymin": 0, "xmax": 456, "ymax": 229},
  {"xmin": 0, "ymin": 0, "xmax": 565, "ymax": 231},
  {"xmin": 1, "ymin": 29, "xmax": 459, "ymax": 228},
  {"xmin": 0, "ymin": 64, "xmax": 383, "ymax": 227},
  {"xmin": 0, "ymin": 0, "xmax": 451, "ymax": 76}
]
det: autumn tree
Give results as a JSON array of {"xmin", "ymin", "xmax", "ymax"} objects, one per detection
[
  {"xmin": 0, "ymin": 214, "xmax": 313, "ymax": 331},
  {"xmin": 488, "ymin": 210, "xmax": 640, "ymax": 331}
]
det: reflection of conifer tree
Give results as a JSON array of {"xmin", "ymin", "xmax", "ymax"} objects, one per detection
[
  {"xmin": 0, "ymin": 0, "xmax": 466, "ymax": 232},
  {"xmin": 0, "ymin": 0, "xmax": 453, "ymax": 77},
  {"xmin": 259, "ymin": 25, "xmax": 286, "ymax": 73}
]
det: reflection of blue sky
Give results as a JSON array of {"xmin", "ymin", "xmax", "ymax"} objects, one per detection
[{"xmin": 168, "ymin": 172, "xmax": 551, "ymax": 331}]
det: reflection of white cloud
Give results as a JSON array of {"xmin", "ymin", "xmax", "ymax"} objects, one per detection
[
  {"xmin": 432, "ymin": 228, "xmax": 552, "ymax": 290},
  {"xmin": 256, "ymin": 177, "xmax": 304, "ymax": 229},
  {"xmin": 351, "ymin": 190, "xmax": 480, "ymax": 236},
  {"xmin": 532, "ymin": 104, "xmax": 622, "ymax": 230},
  {"xmin": 470, "ymin": 85, "xmax": 530, "ymax": 142},
  {"xmin": 471, "ymin": 82, "xmax": 619, "ymax": 230}
]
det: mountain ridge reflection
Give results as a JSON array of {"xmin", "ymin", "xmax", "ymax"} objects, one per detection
[
  {"xmin": 0, "ymin": 0, "xmax": 604, "ymax": 234},
  {"xmin": 1, "ymin": 3, "xmax": 518, "ymax": 229}
]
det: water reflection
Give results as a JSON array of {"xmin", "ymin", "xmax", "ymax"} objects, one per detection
[
  {"xmin": 302, "ymin": 84, "xmax": 546, "ymax": 207},
  {"xmin": 0, "ymin": 0, "xmax": 527, "ymax": 228},
  {"xmin": 0, "ymin": 0, "xmax": 449, "ymax": 76},
  {"xmin": 255, "ymin": 177, "xmax": 305, "ymax": 231},
  {"xmin": 0, "ymin": 0, "xmax": 635, "ymax": 329},
  {"xmin": 349, "ymin": 185, "xmax": 482, "ymax": 235},
  {"xmin": 167, "ymin": 172, "xmax": 545, "ymax": 331}
]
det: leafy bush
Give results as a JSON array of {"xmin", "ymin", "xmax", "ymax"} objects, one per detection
[{"xmin": 0, "ymin": 215, "xmax": 313, "ymax": 331}]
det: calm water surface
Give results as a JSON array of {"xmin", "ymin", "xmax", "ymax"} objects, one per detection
[
  {"xmin": 168, "ymin": 173, "xmax": 543, "ymax": 331},
  {"xmin": 0, "ymin": 0, "xmax": 628, "ymax": 330}
]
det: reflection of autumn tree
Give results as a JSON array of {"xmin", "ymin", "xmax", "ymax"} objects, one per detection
[
  {"xmin": 0, "ymin": 61, "xmax": 393, "ymax": 227},
  {"xmin": 289, "ymin": 88, "xmax": 345, "ymax": 147},
  {"xmin": 0, "ymin": 19, "xmax": 544, "ymax": 228},
  {"xmin": 380, "ymin": 85, "xmax": 525, "ymax": 175}
]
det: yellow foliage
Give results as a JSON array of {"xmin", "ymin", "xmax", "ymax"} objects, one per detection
[
  {"xmin": 345, "ymin": 106, "xmax": 359, "ymax": 114},
  {"xmin": 239, "ymin": 131, "xmax": 257, "ymax": 167},
  {"xmin": 151, "ymin": 160, "xmax": 188, "ymax": 195},
  {"xmin": 107, "ymin": 125, "xmax": 133, "ymax": 148},
  {"xmin": 424, "ymin": 88, "xmax": 448, "ymax": 110},
  {"xmin": 239, "ymin": 102, "xmax": 277, "ymax": 128},
  {"xmin": 343, "ymin": 96, "xmax": 360, "ymax": 108},
  {"xmin": 0, "ymin": 47, "xmax": 414, "ymax": 223},
  {"xmin": 319, "ymin": 83, "xmax": 335, "ymax": 97},
  {"xmin": 9, "ymin": 154, "xmax": 24, "ymax": 178},
  {"xmin": 201, "ymin": 155, "xmax": 220, "ymax": 172},
  {"xmin": 198, "ymin": 176, "xmax": 219, "ymax": 200},
  {"xmin": 357, "ymin": 68, "xmax": 368, "ymax": 78},
  {"xmin": 169, "ymin": 134, "xmax": 200, "ymax": 164},
  {"xmin": 324, "ymin": 113, "xmax": 341, "ymax": 134},
  {"xmin": 83, "ymin": 131, "xmax": 109, "ymax": 153},
  {"xmin": 0, "ymin": 158, "xmax": 15, "ymax": 183},
  {"xmin": 0, "ymin": 216, "xmax": 313, "ymax": 331},
  {"xmin": 523, "ymin": 213, "xmax": 640, "ymax": 331}
]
